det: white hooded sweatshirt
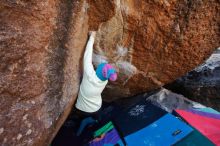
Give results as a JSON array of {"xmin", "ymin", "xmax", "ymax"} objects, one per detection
[{"xmin": 75, "ymin": 35, "xmax": 108, "ymax": 113}]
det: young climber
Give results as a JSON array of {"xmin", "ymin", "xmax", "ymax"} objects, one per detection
[{"xmin": 74, "ymin": 31, "xmax": 117, "ymax": 135}]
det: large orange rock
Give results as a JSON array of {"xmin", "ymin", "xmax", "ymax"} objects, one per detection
[
  {"xmin": 0, "ymin": 0, "xmax": 88, "ymax": 145},
  {"xmin": 90, "ymin": 0, "xmax": 220, "ymax": 100},
  {"xmin": 0, "ymin": 0, "xmax": 219, "ymax": 145}
]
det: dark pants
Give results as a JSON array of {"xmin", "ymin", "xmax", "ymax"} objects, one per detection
[
  {"xmin": 52, "ymin": 102, "xmax": 111, "ymax": 146},
  {"xmin": 73, "ymin": 106, "xmax": 101, "ymax": 121},
  {"xmin": 52, "ymin": 106, "xmax": 96, "ymax": 146}
]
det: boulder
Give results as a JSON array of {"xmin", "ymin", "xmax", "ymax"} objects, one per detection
[
  {"xmin": 146, "ymin": 88, "xmax": 205, "ymax": 113},
  {"xmin": 166, "ymin": 49, "xmax": 220, "ymax": 111},
  {"xmin": 0, "ymin": 1, "xmax": 89, "ymax": 145},
  {"xmin": 91, "ymin": 0, "xmax": 220, "ymax": 100},
  {"xmin": 0, "ymin": 0, "xmax": 219, "ymax": 145}
]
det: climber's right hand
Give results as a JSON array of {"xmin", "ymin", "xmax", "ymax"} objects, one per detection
[{"xmin": 89, "ymin": 31, "xmax": 96, "ymax": 38}]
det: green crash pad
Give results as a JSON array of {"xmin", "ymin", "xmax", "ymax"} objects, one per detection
[
  {"xmin": 94, "ymin": 121, "xmax": 114, "ymax": 137},
  {"xmin": 174, "ymin": 128, "xmax": 215, "ymax": 146}
]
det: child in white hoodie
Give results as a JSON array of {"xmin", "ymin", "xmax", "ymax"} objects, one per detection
[
  {"xmin": 75, "ymin": 31, "xmax": 117, "ymax": 113},
  {"xmin": 73, "ymin": 32, "xmax": 117, "ymax": 135}
]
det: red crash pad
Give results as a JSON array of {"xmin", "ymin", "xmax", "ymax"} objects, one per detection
[{"xmin": 175, "ymin": 109, "xmax": 220, "ymax": 145}]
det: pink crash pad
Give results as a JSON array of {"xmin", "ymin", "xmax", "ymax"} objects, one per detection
[{"xmin": 175, "ymin": 109, "xmax": 220, "ymax": 145}]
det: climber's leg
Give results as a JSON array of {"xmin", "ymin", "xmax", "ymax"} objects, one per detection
[
  {"xmin": 73, "ymin": 106, "xmax": 102, "ymax": 136},
  {"xmin": 76, "ymin": 117, "xmax": 96, "ymax": 136}
]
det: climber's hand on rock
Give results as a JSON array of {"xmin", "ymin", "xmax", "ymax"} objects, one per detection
[{"xmin": 89, "ymin": 31, "xmax": 96, "ymax": 38}]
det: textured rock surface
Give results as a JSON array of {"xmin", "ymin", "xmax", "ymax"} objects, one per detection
[
  {"xmin": 0, "ymin": 1, "xmax": 88, "ymax": 145},
  {"xmin": 166, "ymin": 49, "xmax": 220, "ymax": 111},
  {"xmin": 91, "ymin": 0, "xmax": 220, "ymax": 100},
  {"xmin": 0, "ymin": 0, "xmax": 219, "ymax": 145},
  {"xmin": 146, "ymin": 88, "xmax": 205, "ymax": 113}
]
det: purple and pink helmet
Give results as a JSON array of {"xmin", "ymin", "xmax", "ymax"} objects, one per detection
[{"xmin": 96, "ymin": 63, "xmax": 117, "ymax": 81}]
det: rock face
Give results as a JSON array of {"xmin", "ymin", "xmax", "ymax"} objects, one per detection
[
  {"xmin": 0, "ymin": 0, "xmax": 219, "ymax": 145},
  {"xmin": 166, "ymin": 49, "xmax": 220, "ymax": 111},
  {"xmin": 0, "ymin": 1, "xmax": 89, "ymax": 145},
  {"xmin": 91, "ymin": 0, "xmax": 220, "ymax": 100}
]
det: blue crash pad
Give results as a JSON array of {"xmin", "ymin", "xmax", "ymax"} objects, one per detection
[{"xmin": 124, "ymin": 113, "xmax": 193, "ymax": 146}]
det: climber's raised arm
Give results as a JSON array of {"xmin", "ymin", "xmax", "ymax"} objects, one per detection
[{"xmin": 83, "ymin": 31, "xmax": 96, "ymax": 75}]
